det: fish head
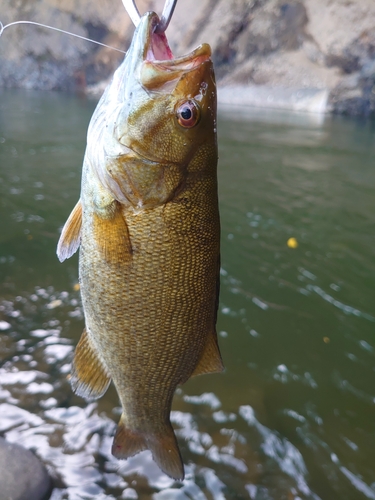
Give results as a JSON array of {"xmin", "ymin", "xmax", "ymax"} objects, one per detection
[{"xmin": 88, "ymin": 11, "xmax": 217, "ymax": 209}]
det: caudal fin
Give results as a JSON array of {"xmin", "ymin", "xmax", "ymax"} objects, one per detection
[{"xmin": 112, "ymin": 415, "xmax": 184, "ymax": 481}]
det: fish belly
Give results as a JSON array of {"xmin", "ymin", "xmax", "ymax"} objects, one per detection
[{"xmin": 80, "ymin": 197, "xmax": 219, "ymax": 417}]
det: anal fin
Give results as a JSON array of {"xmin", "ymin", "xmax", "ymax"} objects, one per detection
[
  {"xmin": 191, "ymin": 330, "xmax": 224, "ymax": 378},
  {"xmin": 57, "ymin": 199, "xmax": 82, "ymax": 262},
  {"xmin": 112, "ymin": 415, "xmax": 184, "ymax": 481},
  {"xmin": 70, "ymin": 328, "xmax": 111, "ymax": 400}
]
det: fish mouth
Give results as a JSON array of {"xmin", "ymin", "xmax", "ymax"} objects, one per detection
[{"xmin": 139, "ymin": 12, "xmax": 212, "ymax": 90}]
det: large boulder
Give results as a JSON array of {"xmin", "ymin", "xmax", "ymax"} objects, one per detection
[{"xmin": 0, "ymin": 438, "xmax": 52, "ymax": 500}]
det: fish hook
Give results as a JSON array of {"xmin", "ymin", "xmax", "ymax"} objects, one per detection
[{"xmin": 121, "ymin": 0, "xmax": 178, "ymax": 33}]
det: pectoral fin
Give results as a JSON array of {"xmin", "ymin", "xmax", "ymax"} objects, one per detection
[
  {"xmin": 57, "ymin": 200, "xmax": 82, "ymax": 262},
  {"xmin": 190, "ymin": 330, "xmax": 224, "ymax": 378},
  {"xmin": 70, "ymin": 328, "xmax": 111, "ymax": 400},
  {"xmin": 93, "ymin": 201, "xmax": 132, "ymax": 265}
]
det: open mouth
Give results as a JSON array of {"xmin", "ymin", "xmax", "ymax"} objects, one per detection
[
  {"xmin": 140, "ymin": 14, "xmax": 211, "ymax": 90},
  {"xmin": 146, "ymin": 17, "xmax": 174, "ymax": 61}
]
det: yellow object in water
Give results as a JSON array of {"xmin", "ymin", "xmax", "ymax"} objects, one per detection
[{"xmin": 287, "ymin": 237, "xmax": 298, "ymax": 248}]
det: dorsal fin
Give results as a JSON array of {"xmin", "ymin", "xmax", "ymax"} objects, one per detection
[{"xmin": 57, "ymin": 200, "xmax": 82, "ymax": 262}]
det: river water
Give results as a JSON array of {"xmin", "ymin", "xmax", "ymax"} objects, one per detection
[{"xmin": 0, "ymin": 89, "xmax": 374, "ymax": 500}]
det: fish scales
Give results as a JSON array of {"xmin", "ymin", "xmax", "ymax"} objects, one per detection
[
  {"xmin": 57, "ymin": 11, "xmax": 223, "ymax": 480},
  {"xmin": 81, "ymin": 155, "xmax": 219, "ymax": 399}
]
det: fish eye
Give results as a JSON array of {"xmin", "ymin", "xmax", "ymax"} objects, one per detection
[{"xmin": 176, "ymin": 100, "xmax": 200, "ymax": 128}]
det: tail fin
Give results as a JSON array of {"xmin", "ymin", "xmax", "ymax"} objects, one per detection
[{"xmin": 112, "ymin": 415, "xmax": 184, "ymax": 481}]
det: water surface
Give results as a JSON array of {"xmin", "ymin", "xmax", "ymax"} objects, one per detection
[{"xmin": 0, "ymin": 89, "xmax": 374, "ymax": 500}]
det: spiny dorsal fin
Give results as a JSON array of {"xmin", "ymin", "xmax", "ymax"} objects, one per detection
[
  {"xmin": 190, "ymin": 330, "xmax": 224, "ymax": 378},
  {"xmin": 112, "ymin": 414, "xmax": 184, "ymax": 481},
  {"xmin": 70, "ymin": 328, "xmax": 111, "ymax": 400},
  {"xmin": 57, "ymin": 199, "xmax": 82, "ymax": 262},
  {"xmin": 93, "ymin": 201, "xmax": 132, "ymax": 265}
]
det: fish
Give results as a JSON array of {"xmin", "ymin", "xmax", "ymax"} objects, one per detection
[{"xmin": 57, "ymin": 10, "xmax": 223, "ymax": 481}]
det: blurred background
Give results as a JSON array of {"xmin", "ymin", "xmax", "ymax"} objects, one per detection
[
  {"xmin": 0, "ymin": 1, "xmax": 375, "ymax": 499},
  {"xmin": 1, "ymin": 0, "xmax": 375, "ymax": 115}
]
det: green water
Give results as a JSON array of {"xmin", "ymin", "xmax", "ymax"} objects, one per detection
[{"xmin": 0, "ymin": 89, "xmax": 374, "ymax": 500}]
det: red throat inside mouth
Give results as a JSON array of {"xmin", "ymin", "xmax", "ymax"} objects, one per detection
[{"xmin": 147, "ymin": 31, "xmax": 174, "ymax": 62}]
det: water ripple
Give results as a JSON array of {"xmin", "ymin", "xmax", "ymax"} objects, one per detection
[
  {"xmin": 307, "ymin": 284, "xmax": 375, "ymax": 322},
  {"xmin": 239, "ymin": 406, "xmax": 321, "ymax": 499}
]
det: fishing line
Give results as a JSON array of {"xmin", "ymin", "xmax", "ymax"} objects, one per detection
[{"xmin": 0, "ymin": 20, "xmax": 126, "ymax": 54}]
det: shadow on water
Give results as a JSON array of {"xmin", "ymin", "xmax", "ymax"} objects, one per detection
[{"xmin": 0, "ymin": 89, "xmax": 374, "ymax": 499}]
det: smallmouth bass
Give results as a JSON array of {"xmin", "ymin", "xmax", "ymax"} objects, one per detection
[{"xmin": 57, "ymin": 11, "xmax": 223, "ymax": 480}]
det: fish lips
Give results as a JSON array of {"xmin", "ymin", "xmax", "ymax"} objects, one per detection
[
  {"xmin": 141, "ymin": 45, "xmax": 212, "ymax": 94},
  {"xmin": 114, "ymin": 11, "xmax": 212, "ymax": 94},
  {"xmin": 137, "ymin": 11, "xmax": 212, "ymax": 92}
]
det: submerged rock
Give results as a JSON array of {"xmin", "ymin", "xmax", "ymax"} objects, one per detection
[{"xmin": 0, "ymin": 437, "xmax": 52, "ymax": 500}]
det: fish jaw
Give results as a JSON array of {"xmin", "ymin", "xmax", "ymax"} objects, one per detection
[{"xmin": 86, "ymin": 11, "xmax": 217, "ymax": 209}]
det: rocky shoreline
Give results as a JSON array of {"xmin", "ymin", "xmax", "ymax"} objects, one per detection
[{"xmin": 1, "ymin": 0, "xmax": 375, "ymax": 117}]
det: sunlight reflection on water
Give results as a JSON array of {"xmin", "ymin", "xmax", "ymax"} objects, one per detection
[{"xmin": 1, "ymin": 90, "xmax": 375, "ymax": 499}]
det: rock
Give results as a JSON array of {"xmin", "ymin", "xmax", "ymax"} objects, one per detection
[
  {"xmin": 1, "ymin": 0, "xmax": 375, "ymax": 117},
  {"xmin": 0, "ymin": 437, "xmax": 53, "ymax": 500},
  {"xmin": 329, "ymin": 77, "xmax": 375, "ymax": 117},
  {"xmin": 328, "ymin": 28, "xmax": 375, "ymax": 116},
  {"xmin": 0, "ymin": 0, "xmax": 133, "ymax": 90},
  {"xmin": 218, "ymin": 85, "xmax": 329, "ymax": 113}
]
